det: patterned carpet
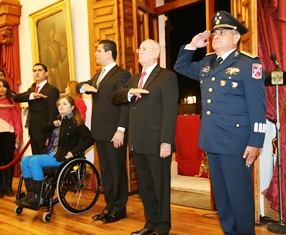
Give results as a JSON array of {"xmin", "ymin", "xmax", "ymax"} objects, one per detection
[{"xmin": 171, "ymin": 175, "xmax": 211, "ymax": 210}]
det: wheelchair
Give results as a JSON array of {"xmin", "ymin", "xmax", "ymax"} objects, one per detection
[{"xmin": 14, "ymin": 157, "xmax": 101, "ymax": 222}]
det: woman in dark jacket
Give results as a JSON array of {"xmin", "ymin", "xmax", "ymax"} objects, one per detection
[{"xmin": 16, "ymin": 96, "xmax": 94, "ymax": 208}]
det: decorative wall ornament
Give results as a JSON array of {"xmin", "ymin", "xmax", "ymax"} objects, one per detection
[{"xmin": 1, "ymin": 27, "xmax": 13, "ymax": 45}]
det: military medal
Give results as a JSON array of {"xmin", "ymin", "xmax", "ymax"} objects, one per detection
[
  {"xmin": 225, "ymin": 67, "xmax": 240, "ymax": 75},
  {"xmin": 232, "ymin": 82, "xmax": 238, "ymax": 88},
  {"xmin": 202, "ymin": 66, "xmax": 210, "ymax": 73},
  {"xmin": 220, "ymin": 80, "xmax": 227, "ymax": 86}
]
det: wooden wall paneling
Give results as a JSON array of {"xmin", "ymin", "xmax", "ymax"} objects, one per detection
[
  {"xmin": 87, "ymin": 0, "xmax": 139, "ymax": 192},
  {"xmin": 87, "ymin": 0, "xmax": 119, "ymax": 76},
  {"xmin": 155, "ymin": 0, "xmax": 198, "ymax": 15},
  {"xmin": 87, "ymin": 0, "xmax": 119, "ymax": 181},
  {"xmin": 137, "ymin": 0, "xmax": 159, "ymax": 54},
  {"xmin": 120, "ymin": 0, "xmax": 136, "ymax": 75},
  {"xmin": 231, "ymin": 0, "xmax": 260, "ymax": 224},
  {"xmin": 120, "ymin": 0, "xmax": 139, "ymax": 192},
  {"xmin": 205, "ymin": 0, "xmax": 215, "ymax": 54},
  {"xmin": 231, "ymin": 0, "xmax": 256, "ymax": 54}
]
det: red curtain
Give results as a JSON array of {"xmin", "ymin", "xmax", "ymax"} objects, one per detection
[
  {"xmin": 258, "ymin": 0, "xmax": 286, "ymax": 218},
  {"xmin": 0, "ymin": 25, "xmax": 21, "ymax": 93},
  {"xmin": 0, "ymin": 25, "xmax": 22, "ymax": 177}
]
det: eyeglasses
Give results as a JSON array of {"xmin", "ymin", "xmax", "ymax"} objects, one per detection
[
  {"xmin": 136, "ymin": 47, "xmax": 151, "ymax": 53},
  {"xmin": 210, "ymin": 29, "xmax": 233, "ymax": 38}
]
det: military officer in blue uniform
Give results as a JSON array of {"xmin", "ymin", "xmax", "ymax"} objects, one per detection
[{"xmin": 174, "ymin": 11, "xmax": 266, "ymax": 235}]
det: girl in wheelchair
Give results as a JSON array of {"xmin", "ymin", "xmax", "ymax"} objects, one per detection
[{"xmin": 15, "ymin": 96, "xmax": 94, "ymax": 208}]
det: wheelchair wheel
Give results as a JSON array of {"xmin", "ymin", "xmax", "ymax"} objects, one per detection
[
  {"xmin": 42, "ymin": 212, "xmax": 52, "ymax": 222},
  {"xmin": 14, "ymin": 206, "xmax": 23, "ymax": 215},
  {"xmin": 56, "ymin": 158, "xmax": 101, "ymax": 214}
]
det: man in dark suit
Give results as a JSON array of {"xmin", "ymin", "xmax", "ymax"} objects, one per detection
[
  {"xmin": 14, "ymin": 63, "xmax": 59, "ymax": 154},
  {"xmin": 174, "ymin": 11, "xmax": 266, "ymax": 235},
  {"xmin": 112, "ymin": 39, "xmax": 178, "ymax": 235},
  {"xmin": 77, "ymin": 39, "xmax": 130, "ymax": 223}
]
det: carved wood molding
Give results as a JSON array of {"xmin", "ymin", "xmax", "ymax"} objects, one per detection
[{"xmin": 0, "ymin": 0, "xmax": 21, "ymax": 45}]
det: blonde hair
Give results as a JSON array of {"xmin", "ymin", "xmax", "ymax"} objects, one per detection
[{"xmin": 66, "ymin": 81, "xmax": 82, "ymax": 100}]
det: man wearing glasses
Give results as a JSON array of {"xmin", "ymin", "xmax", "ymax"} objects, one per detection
[
  {"xmin": 174, "ymin": 11, "xmax": 266, "ymax": 235},
  {"xmin": 112, "ymin": 39, "xmax": 178, "ymax": 235}
]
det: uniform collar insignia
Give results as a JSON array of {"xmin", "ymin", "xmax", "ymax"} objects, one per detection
[{"xmin": 234, "ymin": 51, "xmax": 239, "ymax": 57}]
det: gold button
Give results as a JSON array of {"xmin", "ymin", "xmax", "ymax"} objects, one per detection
[
  {"xmin": 206, "ymin": 111, "xmax": 211, "ymax": 115},
  {"xmin": 208, "ymin": 88, "xmax": 213, "ymax": 92},
  {"xmin": 207, "ymin": 99, "xmax": 211, "ymax": 103},
  {"xmin": 211, "ymin": 77, "xmax": 215, "ymax": 81},
  {"xmin": 236, "ymin": 123, "xmax": 240, "ymax": 127}
]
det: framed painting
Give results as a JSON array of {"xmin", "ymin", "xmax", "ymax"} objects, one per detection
[{"xmin": 29, "ymin": 0, "xmax": 75, "ymax": 93}]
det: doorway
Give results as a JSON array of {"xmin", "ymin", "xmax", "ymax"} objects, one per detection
[
  {"xmin": 164, "ymin": 0, "xmax": 231, "ymax": 110},
  {"xmin": 161, "ymin": 0, "xmax": 230, "ymax": 209}
]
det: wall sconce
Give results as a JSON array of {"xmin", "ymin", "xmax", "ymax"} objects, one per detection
[{"xmin": 186, "ymin": 96, "xmax": 196, "ymax": 104}]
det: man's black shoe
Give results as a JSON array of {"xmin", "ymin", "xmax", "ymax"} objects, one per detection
[
  {"xmin": 102, "ymin": 208, "xmax": 126, "ymax": 223},
  {"xmin": 130, "ymin": 228, "xmax": 154, "ymax": 235},
  {"xmin": 259, "ymin": 215, "xmax": 276, "ymax": 225},
  {"xmin": 92, "ymin": 210, "xmax": 110, "ymax": 221}
]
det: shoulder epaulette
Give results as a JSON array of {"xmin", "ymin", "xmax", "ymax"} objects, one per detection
[
  {"xmin": 206, "ymin": 52, "xmax": 215, "ymax": 56},
  {"xmin": 240, "ymin": 51, "xmax": 259, "ymax": 59}
]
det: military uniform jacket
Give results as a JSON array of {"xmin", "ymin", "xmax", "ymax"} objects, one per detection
[{"xmin": 174, "ymin": 46, "xmax": 266, "ymax": 155}]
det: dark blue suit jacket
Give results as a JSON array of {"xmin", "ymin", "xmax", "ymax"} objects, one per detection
[{"xmin": 174, "ymin": 46, "xmax": 266, "ymax": 155}]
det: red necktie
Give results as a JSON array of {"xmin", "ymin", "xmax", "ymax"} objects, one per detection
[
  {"xmin": 35, "ymin": 85, "xmax": 40, "ymax": 93},
  {"xmin": 136, "ymin": 71, "xmax": 146, "ymax": 102}
]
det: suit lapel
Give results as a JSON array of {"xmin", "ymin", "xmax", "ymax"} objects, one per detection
[
  {"xmin": 40, "ymin": 83, "xmax": 48, "ymax": 94},
  {"xmin": 132, "ymin": 65, "xmax": 160, "ymax": 89},
  {"xmin": 143, "ymin": 65, "xmax": 160, "ymax": 88},
  {"xmin": 91, "ymin": 73, "xmax": 100, "ymax": 88},
  {"xmin": 132, "ymin": 74, "xmax": 141, "ymax": 88},
  {"xmin": 97, "ymin": 65, "xmax": 119, "ymax": 88}
]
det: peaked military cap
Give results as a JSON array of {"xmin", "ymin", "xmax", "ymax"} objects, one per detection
[{"xmin": 211, "ymin": 11, "xmax": 248, "ymax": 35}]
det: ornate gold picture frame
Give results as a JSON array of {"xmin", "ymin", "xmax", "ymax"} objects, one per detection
[{"xmin": 29, "ymin": 0, "xmax": 75, "ymax": 93}]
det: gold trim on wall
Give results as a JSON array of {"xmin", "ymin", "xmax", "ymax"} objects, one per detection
[{"xmin": 29, "ymin": 0, "xmax": 75, "ymax": 93}]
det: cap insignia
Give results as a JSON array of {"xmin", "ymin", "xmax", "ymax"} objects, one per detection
[{"xmin": 215, "ymin": 13, "xmax": 222, "ymax": 25}]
